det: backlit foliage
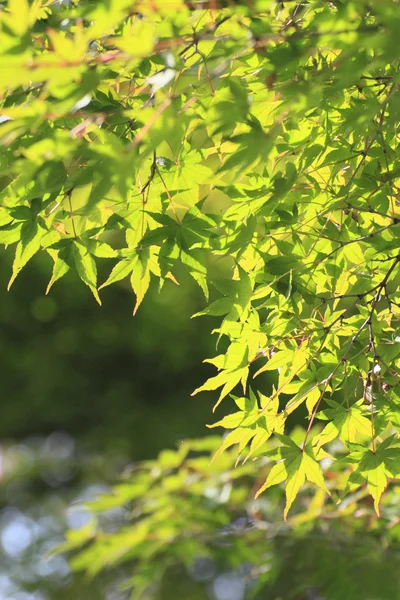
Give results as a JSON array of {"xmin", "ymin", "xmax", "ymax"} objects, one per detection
[{"xmin": 1, "ymin": 0, "xmax": 400, "ymax": 572}]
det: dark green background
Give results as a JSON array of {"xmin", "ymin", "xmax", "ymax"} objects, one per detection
[{"xmin": 0, "ymin": 248, "xmax": 219, "ymax": 458}]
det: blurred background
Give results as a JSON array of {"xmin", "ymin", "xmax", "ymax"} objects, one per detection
[
  {"xmin": 0, "ymin": 248, "xmax": 399, "ymax": 600},
  {"xmin": 0, "ymin": 247, "xmax": 221, "ymax": 599}
]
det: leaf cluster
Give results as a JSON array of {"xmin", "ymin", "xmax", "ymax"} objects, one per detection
[{"xmin": 1, "ymin": 0, "xmax": 400, "ymax": 547}]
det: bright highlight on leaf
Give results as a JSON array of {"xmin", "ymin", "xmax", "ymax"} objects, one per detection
[{"xmin": 255, "ymin": 438, "xmax": 329, "ymax": 520}]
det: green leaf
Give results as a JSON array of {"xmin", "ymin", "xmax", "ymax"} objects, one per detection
[
  {"xmin": 8, "ymin": 221, "xmax": 45, "ymax": 290},
  {"xmin": 46, "ymin": 247, "xmax": 71, "ymax": 294},
  {"xmin": 256, "ymin": 441, "xmax": 329, "ymax": 520},
  {"xmin": 192, "ymin": 297, "xmax": 233, "ymax": 318},
  {"xmin": 192, "ymin": 365, "xmax": 249, "ymax": 411},
  {"xmin": 74, "ymin": 241, "xmax": 101, "ymax": 305},
  {"xmin": 316, "ymin": 400, "xmax": 372, "ymax": 447},
  {"xmin": 181, "ymin": 249, "xmax": 208, "ymax": 300},
  {"xmin": 131, "ymin": 259, "xmax": 151, "ymax": 315},
  {"xmin": 0, "ymin": 222, "xmax": 23, "ymax": 245},
  {"xmin": 99, "ymin": 257, "xmax": 136, "ymax": 290}
]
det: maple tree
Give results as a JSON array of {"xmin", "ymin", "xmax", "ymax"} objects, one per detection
[{"xmin": 1, "ymin": 0, "xmax": 400, "ymax": 595}]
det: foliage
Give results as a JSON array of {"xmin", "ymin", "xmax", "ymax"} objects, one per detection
[
  {"xmin": 56, "ymin": 435, "xmax": 400, "ymax": 600},
  {"xmin": 1, "ymin": 0, "xmax": 400, "ymax": 594}
]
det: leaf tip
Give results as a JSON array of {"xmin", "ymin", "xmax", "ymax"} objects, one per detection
[
  {"xmin": 254, "ymin": 484, "xmax": 265, "ymax": 500},
  {"xmin": 7, "ymin": 271, "xmax": 18, "ymax": 291},
  {"xmin": 93, "ymin": 293, "xmax": 102, "ymax": 306},
  {"xmin": 374, "ymin": 500, "xmax": 381, "ymax": 517}
]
